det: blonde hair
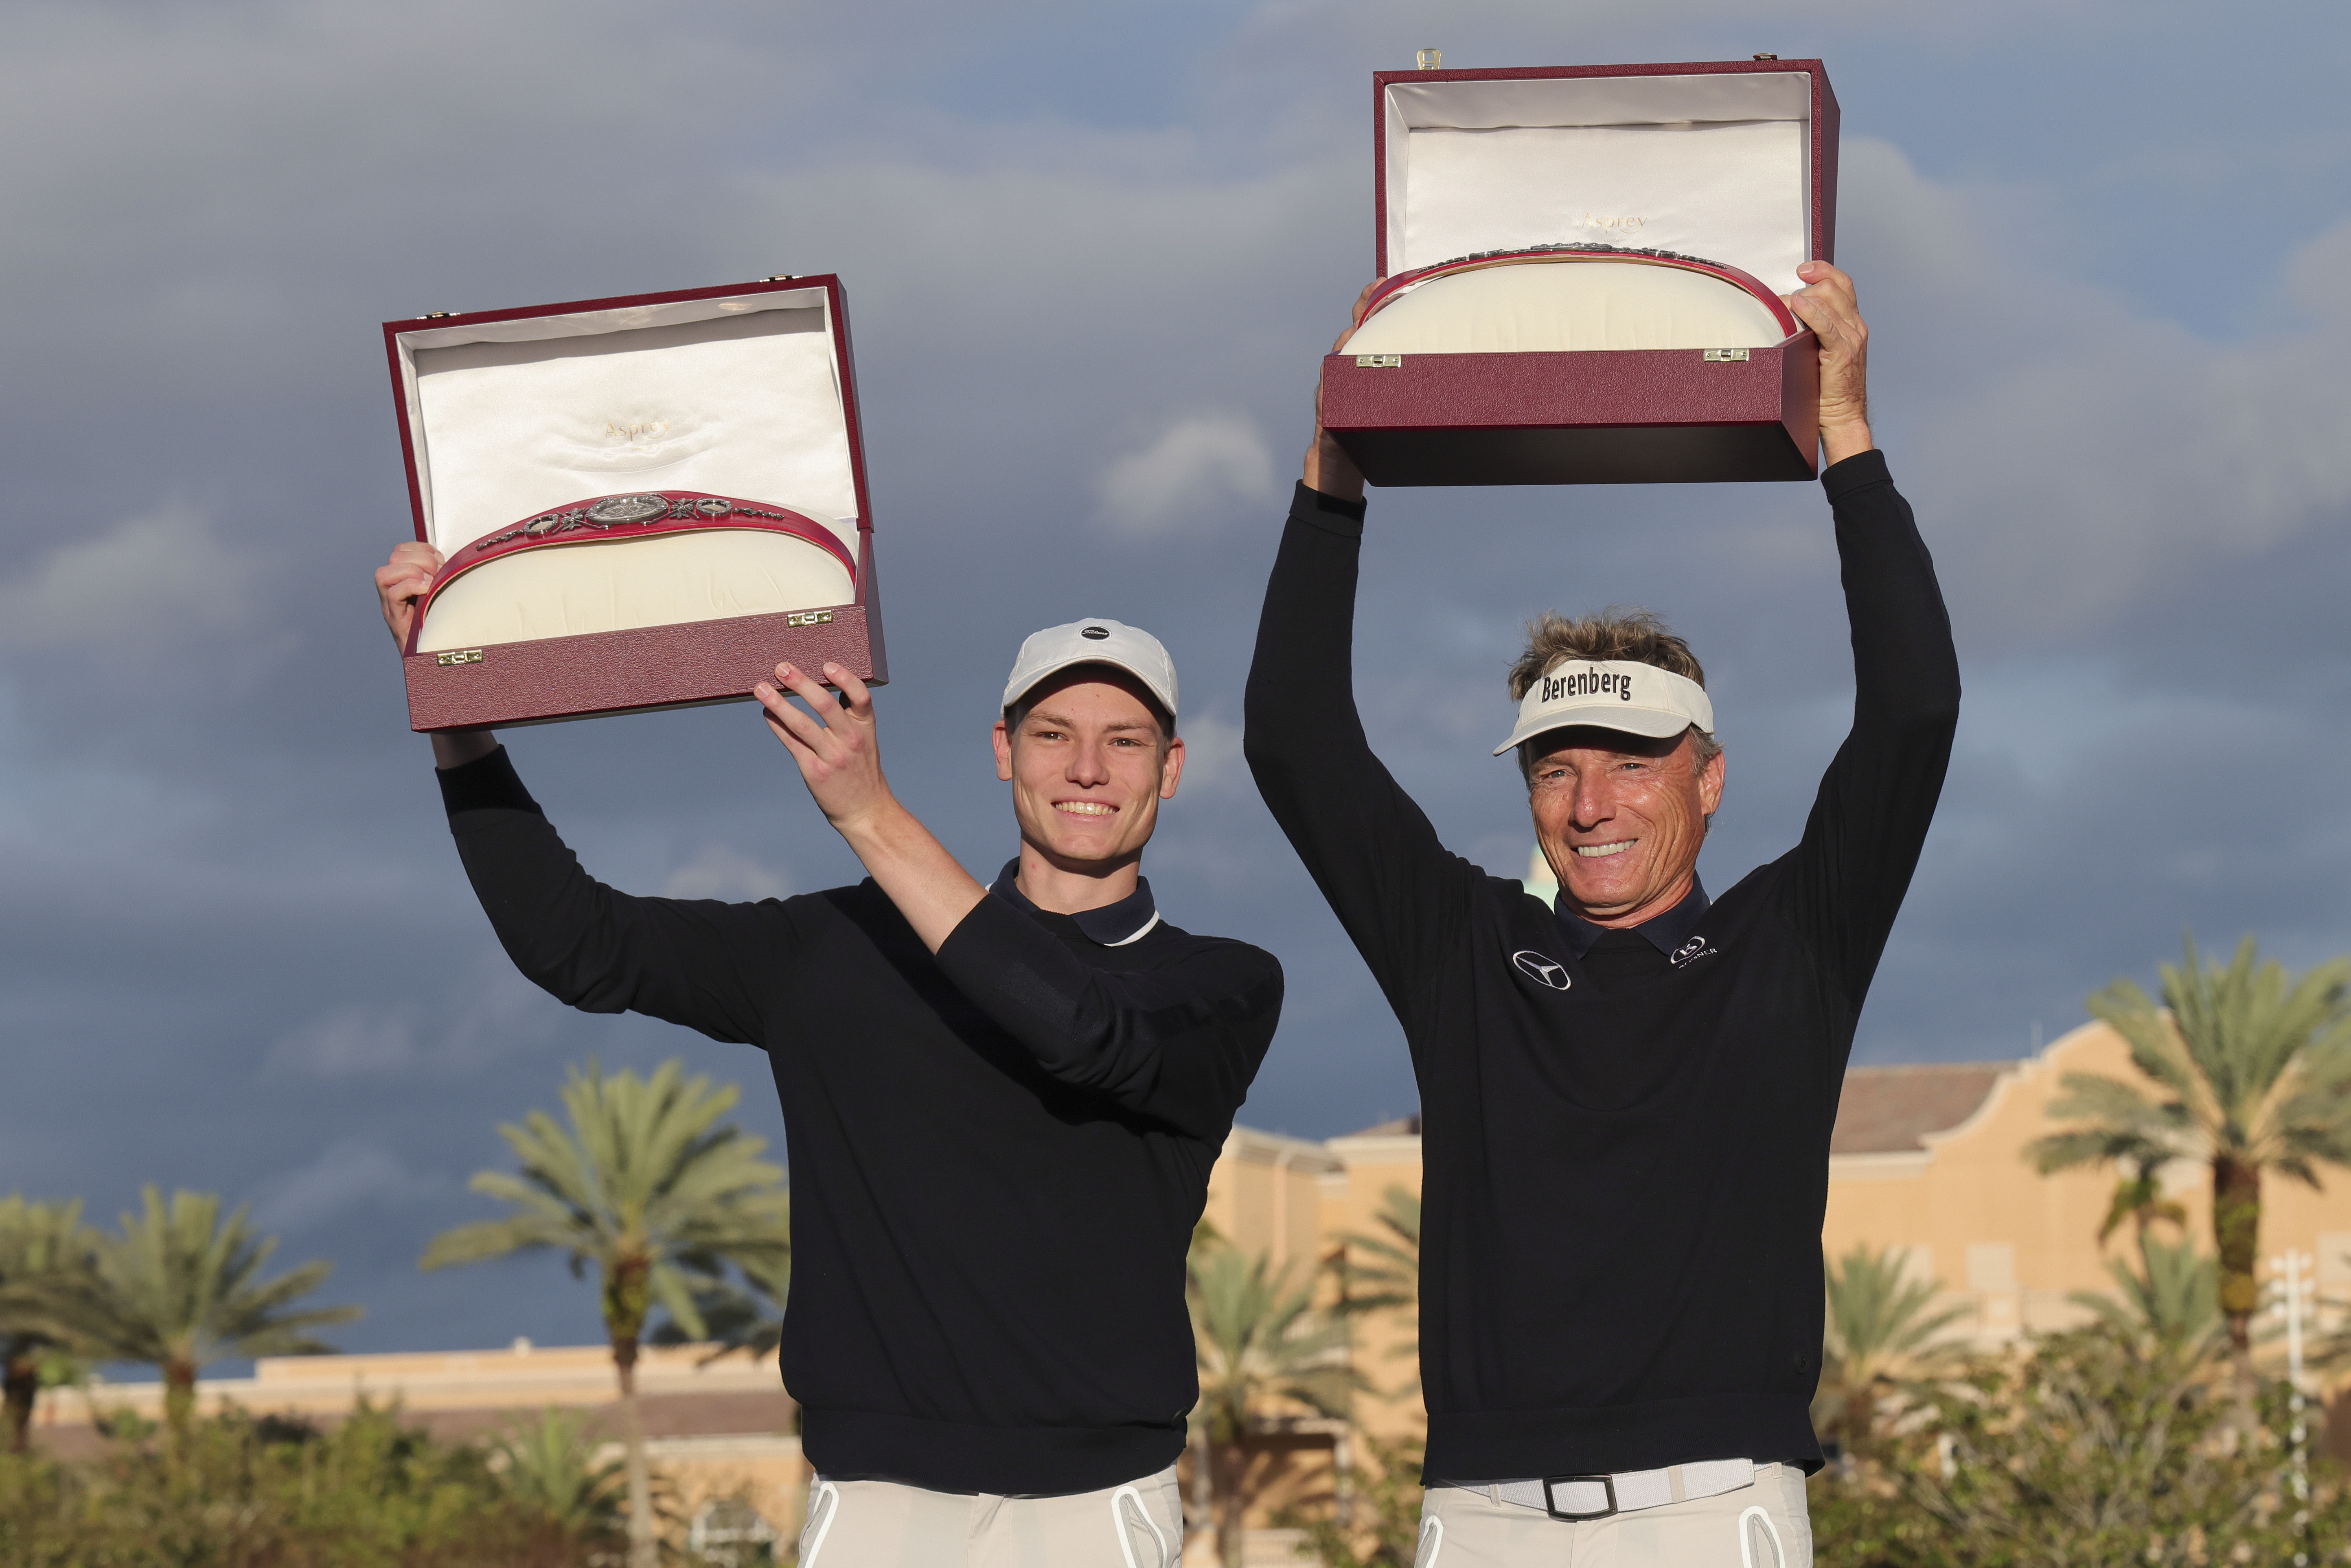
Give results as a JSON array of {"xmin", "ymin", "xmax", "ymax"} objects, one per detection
[{"xmin": 1507, "ymin": 607, "xmax": 1721, "ymax": 777}]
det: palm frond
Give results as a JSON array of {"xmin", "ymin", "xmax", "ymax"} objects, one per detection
[
  {"xmin": 71, "ymin": 1187, "xmax": 357, "ymax": 1376},
  {"xmin": 421, "ymin": 1058, "xmax": 791, "ymax": 1349},
  {"xmin": 1190, "ymin": 1246, "xmax": 1366, "ymax": 1444}
]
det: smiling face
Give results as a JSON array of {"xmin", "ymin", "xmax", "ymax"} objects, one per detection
[
  {"xmin": 991, "ymin": 667, "xmax": 1183, "ymax": 876},
  {"xmin": 1527, "ymin": 725, "xmax": 1725, "ymax": 927}
]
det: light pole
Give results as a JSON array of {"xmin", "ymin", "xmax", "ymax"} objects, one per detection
[{"xmin": 2268, "ymin": 1249, "xmax": 2315, "ymax": 1567}]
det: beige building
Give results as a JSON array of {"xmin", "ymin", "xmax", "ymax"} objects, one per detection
[{"xmin": 1824, "ymin": 1019, "xmax": 2351, "ymax": 1346}]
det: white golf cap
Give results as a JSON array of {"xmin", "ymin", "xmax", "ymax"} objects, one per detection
[
  {"xmin": 1492, "ymin": 659, "xmax": 1715, "ymax": 756},
  {"xmin": 1003, "ymin": 618, "xmax": 1179, "ymax": 720}
]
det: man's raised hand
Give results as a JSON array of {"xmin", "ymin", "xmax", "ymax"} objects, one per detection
[
  {"xmin": 375, "ymin": 541, "xmax": 445, "ymax": 650},
  {"xmin": 756, "ymin": 661, "xmax": 892, "ymax": 832},
  {"xmin": 1782, "ymin": 260, "xmax": 1874, "ymax": 466},
  {"xmin": 1301, "ymin": 280, "xmax": 1383, "ymax": 501}
]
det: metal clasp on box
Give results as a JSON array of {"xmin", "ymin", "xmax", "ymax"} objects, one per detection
[
  {"xmin": 434, "ymin": 648, "xmax": 484, "ymax": 666},
  {"xmin": 786, "ymin": 610, "xmax": 834, "ymax": 628},
  {"xmin": 1355, "ymin": 354, "xmax": 1402, "ymax": 369},
  {"xmin": 1703, "ymin": 348, "xmax": 1751, "ymax": 362}
]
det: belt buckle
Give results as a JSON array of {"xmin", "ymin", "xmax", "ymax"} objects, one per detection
[{"xmin": 1541, "ymin": 1474, "xmax": 1616, "ymax": 1521}]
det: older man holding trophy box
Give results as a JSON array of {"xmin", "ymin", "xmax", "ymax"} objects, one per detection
[{"xmin": 1247, "ymin": 53, "xmax": 1958, "ymax": 1567}]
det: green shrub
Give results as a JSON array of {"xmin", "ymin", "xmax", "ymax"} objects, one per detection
[
  {"xmin": 1812, "ymin": 1329, "xmax": 2351, "ymax": 1567},
  {"xmin": 0, "ymin": 1399, "xmax": 605, "ymax": 1567}
]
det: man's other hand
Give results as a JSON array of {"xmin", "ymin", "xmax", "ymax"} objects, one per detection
[
  {"xmin": 375, "ymin": 541, "xmax": 444, "ymax": 650},
  {"xmin": 1783, "ymin": 261, "xmax": 1875, "ymax": 466},
  {"xmin": 1302, "ymin": 280, "xmax": 1381, "ymax": 501},
  {"xmin": 757, "ymin": 661, "xmax": 892, "ymax": 834}
]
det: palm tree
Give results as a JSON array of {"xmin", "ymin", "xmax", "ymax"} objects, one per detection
[
  {"xmin": 1190, "ymin": 1243, "xmax": 1364, "ymax": 1568},
  {"xmin": 1817, "ymin": 1241, "xmax": 1967, "ymax": 1458},
  {"xmin": 652, "ymin": 1203, "xmax": 792, "ymax": 1364},
  {"xmin": 2027, "ymin": 935, "xmax": 2351, "ymax": 1370},
  {"xmin": 71, "ymin": 1187, "xmax": 359, "ymax": 1447},
  {"xmin": 491, "ymin": 1406, "xmax": 631, "ymax": 1539},
  {"xmin": 0, "ymin": 1196, "xmax": 96, "ymax": 1454},
  {"xmin": 2068, "ymin": 1232, "xmax": 2222, "ymax": 1355},
  {"xmin": 1332, "ymin": 1187, "xmax": 1420, "ymax": 1392},
  {"xmin": 421, "ymin": 1059, "xmax": 788, "ymax": 1568}
]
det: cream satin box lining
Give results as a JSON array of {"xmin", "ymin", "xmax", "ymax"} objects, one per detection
[
  {"xmin": 390, "ymin": 288, "xmax": 861, "ymax": 650},
  {"xmin": 1381, "ymin": 72, "xmax": 1816, "ymax": 295}
]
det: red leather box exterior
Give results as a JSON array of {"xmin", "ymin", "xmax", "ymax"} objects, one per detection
[
  {"xmin": 383, "ymin": 275, "xmax": 884, "ymax": 731},
  {"xmin": 1340, "ymin": 58, "xmax": 1838, "ymax": 487}
]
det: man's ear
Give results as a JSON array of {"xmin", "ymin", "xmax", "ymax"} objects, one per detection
[
  {"xmin": 992, "ymin": 718, "xmax": 1014, "ymax": 782},
  {"xmin": 1157, "ymin": 734, "xmax": 1186, "ymax": 801},
  {"xmin": 1698, "ymin": 745, "xmax": 1727, "ymax": 817}
]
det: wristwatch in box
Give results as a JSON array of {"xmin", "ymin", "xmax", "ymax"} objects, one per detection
[
  {"xmin": 1321, "ymin": 59, "xmax": 1840, "ymax": 486},
  {"xmin": 382, "ymin": 274, "xmax": 885, "ymax": 731}
]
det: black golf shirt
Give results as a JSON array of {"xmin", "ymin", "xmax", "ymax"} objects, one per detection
[
  {"xmin": 1243, "ymin": 449, "xmax": 1959, "ymax": 1482},
  {"xmin": 438, "ymin": 753, "xmax": 1282, "ymax": 1494}
]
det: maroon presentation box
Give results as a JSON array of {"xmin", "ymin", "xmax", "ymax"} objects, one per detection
[
  {"xmin": 383, "ymin": 275, "xmax": 885, "ymax": 732},
  {"xmin": 1321, "ymin": 58, "xmax": 1840, "ymax": 486}
]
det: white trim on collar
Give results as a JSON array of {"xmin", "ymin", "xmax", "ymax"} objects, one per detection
[{"xmin": 1101, "ymin": 911, "xmax": 1162, "ymax": 947}]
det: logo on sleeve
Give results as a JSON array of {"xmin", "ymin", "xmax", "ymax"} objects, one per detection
[
  {"xmin": 1511, "ymin": 950, "xmax": 1572, "ymax": 990},
  {"xmin": 1670, "ymin": 934, "xmax": 1718, "ymax": 969}
]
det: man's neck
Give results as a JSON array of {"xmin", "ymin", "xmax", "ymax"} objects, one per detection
[
  {"xmin": 1013, "ymin": 841, "xmax": 1143, "ymax": 916},
  {"xmin": 1564, "ymin": 869, "xmax": 1696, "ymax": 931}
]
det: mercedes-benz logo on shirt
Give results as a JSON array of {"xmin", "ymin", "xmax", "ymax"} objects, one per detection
[
  {"xmin": 1670, "ymin": 934, "xmax": 1717, "ymax": 969},
  {"xmin": 1512, "ymin": 950, "xmax": 1571, "ymax": 990}
]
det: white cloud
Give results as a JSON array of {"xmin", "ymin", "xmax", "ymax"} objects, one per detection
[
  {"xmin": 661, "ymin": 843, "xmax": 793, "ymax": 901},
  {"xmin": 1097, "ymin": 413, "xmax": 1282, "ymax": 534},
  {"xmin": 0, "ymin": 504, "xmax": 264, "ymax": 654},
  {"xmin": 265, "ymin": 966, "xmax": 565, "ymax": 1082},
  {"xmin": 252, "ymin": 1137, "xmax": 445, "ymax": 1233},
  {"xmin": 266, "ymin": 1005, "xmax": 417, "ymax": 1079}
]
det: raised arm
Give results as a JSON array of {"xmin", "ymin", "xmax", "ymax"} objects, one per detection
[
  {"xmin": 1777, "ymin": 265, "xmax": 1961, "ymax": 1004},
  {"xmin": 377, "ymin": 541, "xmax": 776, "ymax": 1041},
  {"xmin": 1242, "ymin": 290, "xmax": 1484, "ymax": 1028},
  {"xmin": 439, "ymin": 747, "xmax": 775, "ymax": 1044}
]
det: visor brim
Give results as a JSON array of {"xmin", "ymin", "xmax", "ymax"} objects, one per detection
[{"xmin": 1492, "ymin": 705, "xmax": 1705, "ymax": 757}]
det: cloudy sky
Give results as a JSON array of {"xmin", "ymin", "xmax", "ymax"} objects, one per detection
[{"xmin": 4, "ymin": 0, "xmax": 2347, "ymax": 1360}]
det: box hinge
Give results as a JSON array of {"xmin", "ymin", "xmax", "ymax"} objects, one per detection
[
  {"xmin": 1702, "ymin": 348, "xmax": 1751, "ymax": 362},
  {"xmin": 1355, "ymin": 354, "xmax": 1403, "ymax": 369},
  {"xmin": 434, "ymin": 648, "xmax": 484, "ymax": 666},
  {"xmin": 1415, "ymin": 48, "xmax": 1442, "ymax": 69},
  {"xmin": 786, "ymin": 609, "xmax": 835, "ymax": 628}
]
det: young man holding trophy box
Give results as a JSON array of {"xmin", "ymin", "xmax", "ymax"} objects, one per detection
[{"xmin": 376, "ymin": 273, "xmax": 1281, "ymax": 1566}]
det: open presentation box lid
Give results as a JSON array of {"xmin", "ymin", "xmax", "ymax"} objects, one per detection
[
  {"xmin": 1324, "ymin": 58, "xmax": 1840, "ymax": 486},
  {"xmin": 383, "ymin": 274, "xmax": 885, "ymax": 732}
]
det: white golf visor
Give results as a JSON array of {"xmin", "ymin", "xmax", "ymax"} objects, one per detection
[{"xmin": 1492, "ymin": 659, "xmax": 1716, "ymax": 756}]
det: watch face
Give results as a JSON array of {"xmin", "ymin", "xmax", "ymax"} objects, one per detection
[{"xmin": 586, "ymin": 493, "xmax": 672, "ymax": 525}]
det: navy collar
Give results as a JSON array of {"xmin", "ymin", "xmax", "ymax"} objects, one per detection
[
  {"xmin": 990, "ymin": 860, "xmax": 1162, "ymax": 947},
  {"xmin": 1553, "ymin": 876, "xmax": 1710, "ymax": 959}
]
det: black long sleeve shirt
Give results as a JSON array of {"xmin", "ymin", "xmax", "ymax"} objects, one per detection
[
  {"xmin": 1243, "ymin": 450, "xmax": 1959, "ymax": 1482},
  {"xmin": 438, "ymin": 753, "xmax": 1282, "ymax": 1494}
]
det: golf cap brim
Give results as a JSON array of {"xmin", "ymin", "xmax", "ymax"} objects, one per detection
[
  {"xmin": 1003, "ymin": 618, "xmax": 1178, "ymax": 721},
  {"xmin": 1493, "ymin": 659, "xmax": 1715, "ymax": 756}
]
